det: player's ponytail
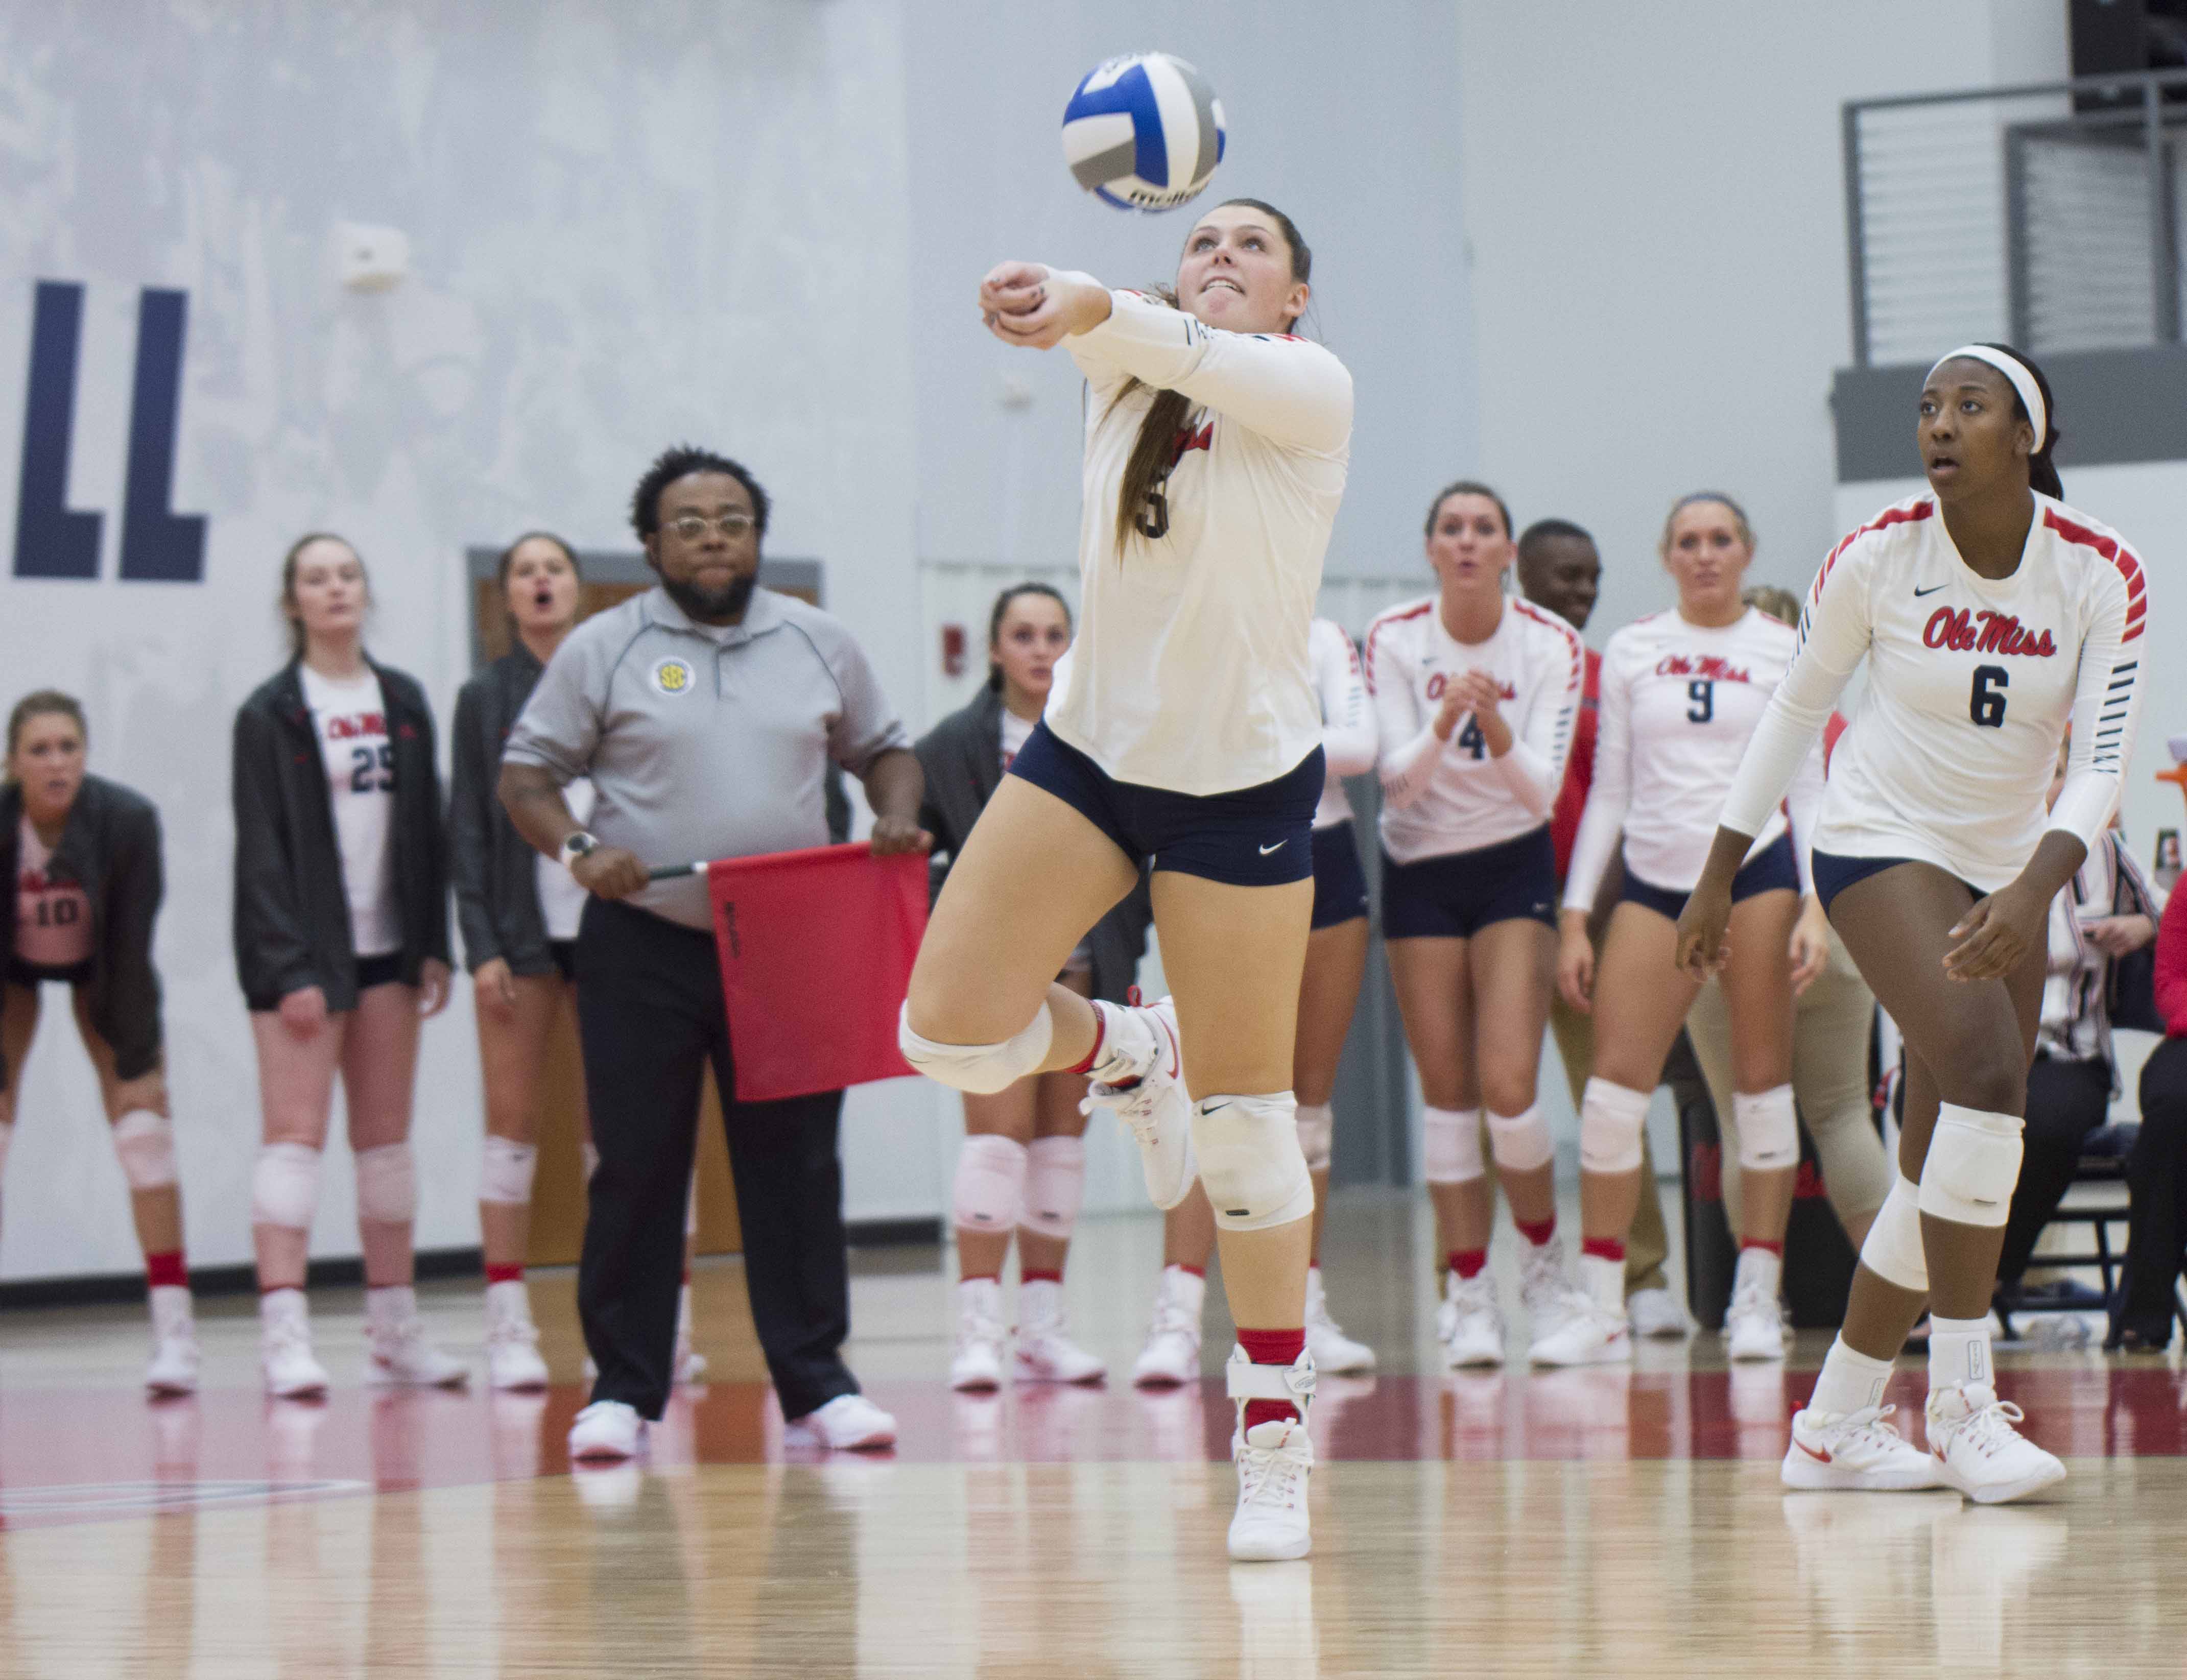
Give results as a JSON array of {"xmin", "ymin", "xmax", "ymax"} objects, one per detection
[
  {"xmin": 1975, "ymin": 342, "xmax": 2063, "ymax": 500},
  {"xmin": 1111, "ymin": 201, "xmax": 1313, "ymax": 556}
]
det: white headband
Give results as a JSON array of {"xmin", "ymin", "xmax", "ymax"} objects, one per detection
[{"xmin": 1928, "ymin": 344, "xmax": 2047, "ymax": 448}]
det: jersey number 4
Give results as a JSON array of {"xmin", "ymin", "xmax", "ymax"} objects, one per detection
[
  {"xmin": 1456, "ymin": 717, "xmax": 1487, "ymax": 760},
  {"xmin": 1969, "ymin": 665, "xmax": 2008, "ymax": 729},
  {"xmin": 351, "ymin": 744, "xmax": 394, "ymax": 793}
]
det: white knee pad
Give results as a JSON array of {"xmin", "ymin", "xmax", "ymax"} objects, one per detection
[
  {"xmin": 354, "ymin": 1141, "xmax": 417, "ymax": 1223},
  {"xmin": 1918, "ymin": 1103, "xmax": 2024, "ymax": 1228},
  {"xmin": 898, "ymin": 1001, "xmax": 1054, "ymax": 1095},
  {"xmin": 1193, "ymin": 1092, "xmax": 1314, "ymax": 1232},
  {"xmin": 1579, "ymin": 1078, "xmax": 1650, "ymax": 1175},
  {"xmin": 251, "ymin": 1141, "xmax": 322, "ymax": 1231},
  {"xmin": 1295, "ymin": 1102, "xmax": 1334, "ymax": 1174},
  {"xmin": 1487, "ymin": 1105, "xmax": 1554, "ymax": 1173},
  {"xmin": 1022, "ymin": 1135, "xmax": 1087, "ymax": 1241},
  {"xmin": 1733, "ymin": 1084, "xmax": 1800, "ymax": 1173},
  {"xmin": 1421, "ymin": 1107, "xmax": 1484, "ymax": 1185},
  {"xmin": 1860, "ymin": 1173, "xmax": 1929, "ymax": 1292},
  {"xmin": 479, "ymin": 1136, "xmax": 538, "ymax": 1206},
  {"xmin": 111, "ymin": 1109, "xmax": 178, "ymax": 1190},
  {"xmin": 952, "ymin": 1133, "xmax": 1027, "ymax": 1234}
]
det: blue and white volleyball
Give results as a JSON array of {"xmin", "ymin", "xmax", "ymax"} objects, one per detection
[{"xmin": 1060, "ymin": 53, "xmax": 1226, "ymax": 212}]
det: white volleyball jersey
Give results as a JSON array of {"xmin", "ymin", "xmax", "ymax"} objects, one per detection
[
  {"xmin": 1565, "ymin": 606, "xmax": 1824, "ymax": 907},
  {"xmin": 1367, "ymin": 593, "xmax": 1585, "ymax": 865},
  {"xmin": 299, "ymin": 663, "xmax": 400, "ymax": 957},
  {"xmin": 1720, "ymin": 492, "xmax": 2148, "ymax": 893},
  {"xmin": 1310, "ymin": 618, "xmax": 1375, "ymax": 829},
  {"xmin": 1045, "ymin": 286, "xmax": 1353, "ymax": 795}
]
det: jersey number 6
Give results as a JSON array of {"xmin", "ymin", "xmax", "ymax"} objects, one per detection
[{"xmin": 1969, "ymin": 665, "xmax": 2008, "ymax": 729}]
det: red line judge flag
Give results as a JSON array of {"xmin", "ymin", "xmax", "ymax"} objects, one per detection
[{"xmin": 703, "ymin": 842, "xmax": 929, "ymax": 1103}]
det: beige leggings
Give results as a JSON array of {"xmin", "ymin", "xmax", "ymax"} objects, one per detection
[{"xmin": 1683, "ymin": 924, "xmax": 1893, "ymax": 1238}]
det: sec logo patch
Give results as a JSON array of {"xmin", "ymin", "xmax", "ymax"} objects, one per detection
[{"xmin": 650, "ymin": 657, "xmax": 696, "ymax": 697}]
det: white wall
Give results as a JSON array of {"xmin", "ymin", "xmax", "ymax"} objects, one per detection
[
  {"xmin": 1455, "ymin": 1, "xmax": 2068, "ymax": 628},
  {"xmin": 0, "ymin": 0, "xmax": 921, "ymax": 1276}
]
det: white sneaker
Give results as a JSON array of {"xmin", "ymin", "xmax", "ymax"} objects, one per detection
[
  {"xmin": 1303, "ymin": 1268, "xmax": 1375, "ymax": 1375},
  {"xmin": 1626, "ymin": 1285, "xmax": 1690, "ymax": 1340},
  {"xmin": 145, "ymin": 1286, "xmax": 199, "ymax": 1396},
  {"xmin": 1925, "ymin": 1383, "xmax": 2066, "ymax": 1504},
  {"xmin": 260, "ymin": 1293, "xmax": 329, "ymax": 1399},
  {"xmin": 368, "ymin": 1318, "xmax": 470, "ymax": 1388},
  {"xmin": 1016, "ymin": 1279, "xmax": 1106, "ymax": 1384},
  {"xmin": 1225, "ymin": 1347, "xmax": 1316, "ymax": 1562},
  {"xmin": 1781, "ymin": 1403, "xmax": 1942, "ymax": 1491},
  {"xmin": 950, "ymin": 1278, "xmax": 1008, "ymax": 1391},
  {"xmin": 1724, "ymin": 1280, "xmax": 1788, "ymax": 1362},
  {"xmin": 793, "ymin": 1393, "xmax": 897, "ymax": 1452},
  {"xmin": 568, "ymin": 1399, "xmax": 645, "ymax": 1462},
  {"xmin": 1133, "ymin": 1266, "xmax": 1205, "ymax": 1387},
  {"xmin": 1518, "ymin": 1236, "xmax": 1573, "ymax": 1330},
  {"xmin": 1083, "ymin": 996, "xmax": 1196, "ymax": 1210},
  {"xmin": 486, "ymin": 1315, "xmax": 551, "ymax": 1392},
  {"xmin": 1527, "ymin": 1295, "xmax": 1632, "ymax": 1367},
  {"xmin": 1441, "ymin": 1272, "xmax": 1507, "ymax": 1370},
  {"xmin": 674, "ymin": 1342, "xmax": 710, "ymax": 1385}
]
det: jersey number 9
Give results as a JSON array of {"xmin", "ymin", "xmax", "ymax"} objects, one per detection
[
  {"xmin": 1686, "ymin": 680, "xmax": 1714, "ymax": 724},
  {"xmin": 1969, "ymin": 665, "xmax": 2008, "ymax": 729}
]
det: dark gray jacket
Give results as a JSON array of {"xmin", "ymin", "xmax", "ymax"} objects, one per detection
[
  {"xmin": 0, "ymin": 774, "xmax": 163, "ymax": 1089},
  {"xmin": 915, "ymin": 687, "xmax": 1151, "ymax": 1005},
  {"xmin": 450, "ymin": 645, "xmax": 559, "ymax": 976},
  {"xmin": 231, "ymin": 660, "xmax": 450, "ymax": 1012}
]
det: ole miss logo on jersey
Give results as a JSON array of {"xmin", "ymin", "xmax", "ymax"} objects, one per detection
[
  {"xmin": 1652, "ymin": 653, "xmax": 1753, "ymax": 685},
  {"xmin": 323, "ymin": 710, "xmax": 387, "ymax": 739},
  {"xmin": 1423, "ymin": 674, "xmax": 1517, "ymax": 703},
  {"xmin": 1921, "ymin": 607, "xmax": 2058, "ymax": 658}
]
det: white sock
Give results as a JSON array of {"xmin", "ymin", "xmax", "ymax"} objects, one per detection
[
  {"xmin": 1020, "ymin": 1276, "xmax": 1063, "ymax": 1320},
  {"xmin": 149, "ymin": 1283, "xmax": 194, "ymax": 1327},
  {"xmin": 485, "ymin": 1278, "xmax": 532, "ymax": 1322},
  {"xmin": 1809, "ymin": 1336, "xmax": 1894, "ymax": 1416},
  {"xmin": 1928, "ymin": 1313, "xmax": 1992, "ymax": 1394},
  {"xmin": 259, "ymin": 1286, "xmax": 307, "ymax": 1329},
  {"xmin": 1086, "ymin": 999, "xmax": 1156, "ymax": 1085},
  {"xmin": 1161, "ymin": 1263, "xmax": 1207, "ymax": 1318},
  {"xmin": 367, "ymin": 1284, "xmax": 417, "ymax": 1333},
  {"xmin": 1734, "ymin": 1245, "xmax": 1783, "ymax": 1300},
  {"xmin": 677, "ymin": 1281, "xmax": 695, "ymax": 1341},
  {"xmin": 1579, "ymin": 1252, "xmax": 1624, "ymax": 1314}
]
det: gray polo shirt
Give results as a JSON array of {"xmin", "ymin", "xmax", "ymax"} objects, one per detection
[{"xmin": 504, "ymin": 585, "xmax": 911, "ymax": 929}]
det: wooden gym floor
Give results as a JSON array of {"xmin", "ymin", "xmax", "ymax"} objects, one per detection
[{"xmin": 0, "ymin": 1193, "xmax": 2181, "ymax": 1677}]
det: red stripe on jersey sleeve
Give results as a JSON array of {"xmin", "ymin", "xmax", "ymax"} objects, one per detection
[
  {"xmin": 2042, "ymin": 509, "xmax": 2148, "ymax": 642},
  {"xmin": 1513, "ymin": 599, "xmax": 1585, "ymax": 689},
  {"xmin": 1810, "ymin": 498, "xmax": 1935, "ymax": 605},
  {"xmin": 1362, "ymin": 601, "xmax": 1433, "ymax": 695}
]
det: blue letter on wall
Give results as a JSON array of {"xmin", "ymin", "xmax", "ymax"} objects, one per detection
[
  {"xmin": 13, "ymin": 280, "xmax": 101, "ymax": 579},
  {"xmin": 118, "ymin": 288, "xmax": 204, "ymax": 582}
]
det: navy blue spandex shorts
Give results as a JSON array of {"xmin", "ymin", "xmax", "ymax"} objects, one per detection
[
  {"xmin": 1620, "ymin": 831, "xmax": 1799, "ymax": 922},
  {"xmin": 1007, "ymin": 721, "xmax": 1321, "ymax": 889},
  {"xmin": 1810, "ymin": 849, "xmax": 1984, "ymax": 915},
  {"xmin": 1309, "ymin": 821, "xmax": 1371, "ymax": 929},
  {"xmin": 1381, "ymin": 825, "xmax": 1558, "ymax": 941}
]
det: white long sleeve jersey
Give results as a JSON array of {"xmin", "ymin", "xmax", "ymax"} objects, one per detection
[
  {"xmin": 1719, "ymin": 492, "xmax": 2148, "ymax": 894},
  {"xmin": 1366, "ymin": 594, "xmax": 1585, "ymax": 865},
  {"xmin": 1310, "ymin": 617, "xmax": 1376, "ymax": 829},
  {"xmin": 1045, "ymin": 287, "xmax": 1353, "ymax": 795},
  {"xmin": 1564, "ymin": 607, "xmax": 1824, "ymax": 909}
]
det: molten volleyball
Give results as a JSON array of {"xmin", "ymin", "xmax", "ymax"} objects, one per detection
[{"xmin": 1061, "ymin": 53, "xmax": 1226, "ymax": 212}]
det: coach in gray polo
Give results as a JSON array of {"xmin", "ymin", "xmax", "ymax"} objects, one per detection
[{"xmin": 500, "ymin": 444, "xmax": 926, "ymax": 1462}]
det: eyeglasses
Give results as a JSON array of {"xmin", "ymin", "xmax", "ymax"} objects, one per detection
[{"xmin": 663, "ymin": 513, "xmax": 757, "ymax": 542}]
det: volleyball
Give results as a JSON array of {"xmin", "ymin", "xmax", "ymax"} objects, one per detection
[{"xmin": 1060, "ymin": 53, "xmax": 1226, "ymax": 212}]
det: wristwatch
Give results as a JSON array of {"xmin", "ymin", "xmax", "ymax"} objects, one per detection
[{"xmin": 558, "ymin": 831, "xmax": 599, "ymax": 868}]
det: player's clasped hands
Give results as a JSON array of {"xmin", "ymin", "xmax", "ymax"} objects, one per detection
[{"xmin": 979, "ymin": 262, "xmax": 1109, "ymax": 349}]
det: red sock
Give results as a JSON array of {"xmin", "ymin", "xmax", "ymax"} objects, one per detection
[
  {"xmin": 485, "ymin": 1262, "xmax": 525, "ymax": 1286},
  {"xmin": 145, "ymin": 1251, "xmax": 187, "ymax": 1290},
  {"xmin": 1175, "ymin": 1264, "xmax": 1207, "ymax": 1280},
  {"xmin": 1581, "ymin": 1236, "xmax": 1626, "ymax": 1264},
  {"xmin": 1741, "ymin": 1239, "xmax": 1784, "ymax": 1257},
  {"xmin": 1237, "ymin": 1327, "xmax": 1306, "ymax": 1430},
  {"xmin": 1063, "ymin": 1009, "xmax": 1108, "ymax": 1076},
  {"xmin": 1020, "ymin": 1268, "xmax": 1063, "ymax": 1285},
  {"xmin": 1515, "ymin": 1215, "xmax": 1557, "ymax": 1248},
  {"xmin": 1448, "ymin": 1249, "xmax": 1487, "ymax": 1280}
]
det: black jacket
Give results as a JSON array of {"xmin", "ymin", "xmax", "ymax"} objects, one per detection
[
  {"xmin": 915, "ymin": 687, "xmax": 1151, "ymax": 1005},
  {"xmin": 231, "ymin": 659, "xmax": 450, "ymax": 1012},
  {"xmin": 0, "ymin": 774, "xmax": 164, "ymax": 1089},
  {"xmin": 450, "ymin": 645, "xmax": 559, "ymax": 976}
]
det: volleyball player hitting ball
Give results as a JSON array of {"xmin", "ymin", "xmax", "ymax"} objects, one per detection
[
  {"xmin": 901, "ymin": 200, "xmax": 1352, "ymax": 1561},
  {"xmin": 1682, "ymin": 345, "xmax": 2146, "ymax": 1502},
  {"xmin": 1366, "ymin": 483, "xmax": 1582, "ymax": 1368},
  {"xmin": 1133, "ymin": 611, "xmax": 1379, "ymax": 1387}
]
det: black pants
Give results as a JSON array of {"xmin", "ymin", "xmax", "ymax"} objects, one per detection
[
  {"xmin": 2120, "ymin": 1037, "xmax": 2187, "ymax": 1337},
  {"xmin": 1996, "ymin": 1053, "xmax": 2113, "ymax": 1284},
  {"xmin": 574, "ymin": 897, "xmax": 858, "ymax": 1422}
]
